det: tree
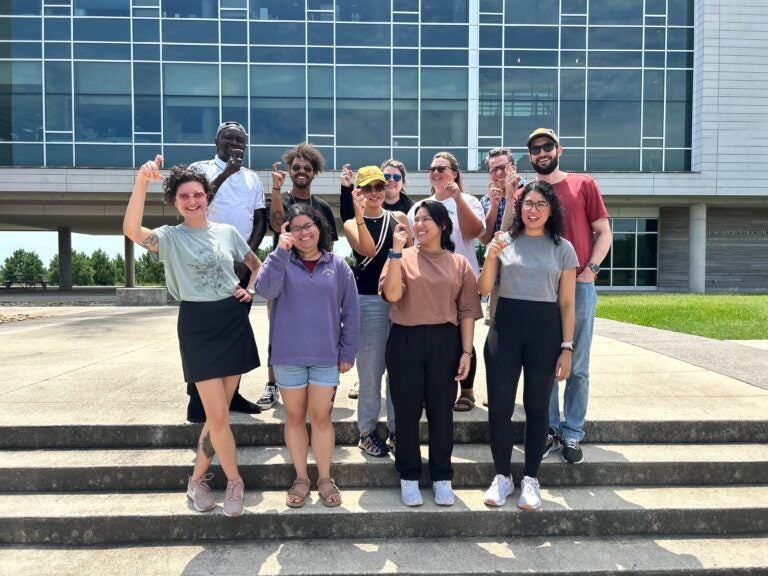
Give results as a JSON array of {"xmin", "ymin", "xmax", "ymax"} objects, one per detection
[
  {"xmin": 71, "ymin": 251, "xmax": 94, "ymax": 286},
  {"xmin": 91, "ymin": 249, "xmax": 115, "ymax": 286},
  {"xmin": 0, "ymin": 249, "xmax": 45, "ymax": 281},
  {"xmin": 135, "ymin": 251, "xmax": 165, "ymax": 285},
  {"xmin": 113, "ymin": 253, "xmax": 125, "ymax": 285},
  {"xmin": 47, "ymin": 255, "xmax": 59, "ymax": 284}
]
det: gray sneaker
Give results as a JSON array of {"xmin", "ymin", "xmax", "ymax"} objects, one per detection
[
  {"xmin": 257, "ymin": 382, "xmax": 278, "ymax": 409},
  {"xmin": 187, "ymin": 473, "xmax": 215, "ymax": 512},
  {"xmin": 223, "ymin": 479, "xmax": 245, "ymax": 517}
]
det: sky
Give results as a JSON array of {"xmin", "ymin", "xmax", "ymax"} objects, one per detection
[{"xmin": 0, "ymin": 231, "xmax": 352, "ymax": 267}]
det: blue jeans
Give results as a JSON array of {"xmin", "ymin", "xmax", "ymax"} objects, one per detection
[
  {"xmin": 548, "ymin": 280, "xmax": 596, "ymax": 443},
  {"xmin": 356, "ymin": 295, "xmax": 395, "ymax": 435}
]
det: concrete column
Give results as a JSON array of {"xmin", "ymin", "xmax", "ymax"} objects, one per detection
[
  {"xmin": 688, "ymin": 203, "xmax": 707, "ymax": 294},
  {"xmin": 124, "ymin": 236, "xmax": 135, "ymax": 288},
  {"xmin": 57, "ymin": 226, "xmax": 72, "ymax": 291}
]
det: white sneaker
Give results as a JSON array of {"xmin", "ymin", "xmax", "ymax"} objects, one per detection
[
  {"xmin": 483, "ymin": 474, "xmax": 514, "ymax": 507},
  {"xmin": 400, "ymin": 479, "xmax": 423, "ymax": 507},
  {"xmin": 432, "ymin": 480, "xmax": 454, "ymax": 506},
  {"xmin": 517, "ymin": 476, "xmax": 542, "ymax": 511}
]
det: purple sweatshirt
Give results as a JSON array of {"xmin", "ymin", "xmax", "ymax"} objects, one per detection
[{"xmin": 255, "ymin": 247, "xmax": 360, "ymax": 366}]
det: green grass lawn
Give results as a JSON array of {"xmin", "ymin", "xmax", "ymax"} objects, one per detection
[{"xmin": 595, "ymin": 293, "xmax": 768, "ymax": 340}]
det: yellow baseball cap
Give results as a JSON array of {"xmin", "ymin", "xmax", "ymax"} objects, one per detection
[{"xmin": 356, "ymin": 165, "xmax": 386, "ymax": 187}]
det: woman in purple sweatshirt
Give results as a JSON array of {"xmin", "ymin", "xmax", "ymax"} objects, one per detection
[{"xmin": 255, "ymin": 203, "xmax": 360, "ymax": 508}]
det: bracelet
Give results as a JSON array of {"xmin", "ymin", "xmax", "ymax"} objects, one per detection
[
  {"xmin": 272, "ymin": 187, "xmax": 281, "ymax": 191},
  {"xmin": 462, "ymin": 350, "xmax": 473, "ymax": 358},
  {"xmin": 356, "ymin": 221, "xmax": 364, "ymax": 226},
  {"xmin": 388, "ymin": 249, "xmax": 402, "ymax": 259},
  {"xmin": 561, "ymin": 341, "xmax": 574, "ymax": 351}
]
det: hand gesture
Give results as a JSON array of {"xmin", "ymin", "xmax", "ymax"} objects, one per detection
[
  {"xmin": 487, "ymin": 183, "xmax": 503, "ymax": 208},
  {"xmin": 445, "ymin": 182, "xmax": 461, "ymax": 199},
  {"xmin": 340, "ymin": 163, "xmax": 354, "ymax": 187},
  {"xmin": 352, "ymin": 188, "xmax": 366, "ymax": 214},
  {"xmin": 224, "ymin": 147, "xmax": 243, "ymax": 175},
  {"xmin": 392, "ymin": 223, "xmax": 407, "ymax": 252},
  {"xmin": 277, "ymin": 222, "xmax": 295, "ymax": 251},
  {"xmin": 271, "ymin": 161, "xmax": 286, "ymax": 190},
  {"xmin": 485, "ymin": 231, "xmax": 509, "ymax": 261},
  {"xmin": 504, "ymin": 163, "xmax": 521, "ymax": 197},
  {"xmin": 139, "ymin": 155, "xmax": 163, "ymax": 181}
]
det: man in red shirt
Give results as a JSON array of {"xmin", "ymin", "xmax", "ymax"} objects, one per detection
[{"xmin": 522, "ymin": 128, "xmax": 612, "ymax": 464}]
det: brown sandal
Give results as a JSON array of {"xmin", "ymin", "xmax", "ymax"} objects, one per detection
[
  {"xmin": 317, "ymin": 477, "xmax": 342, "ymax": 507},
  {"xmin": 453, "ymin": 393, "xmax": 475, "ymax": 412},
  {"xmin": 286, "ymin": 477, "xmax": 310, "ymax": 508}
]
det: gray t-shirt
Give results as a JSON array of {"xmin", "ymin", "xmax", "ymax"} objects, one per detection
[
  {"xmin": 496, "ymin": 233, "xmax": 579, "ymax": 303},
  {"xmin": 151, "ymin": 222, "xmax": 249, "ymax": 302}
]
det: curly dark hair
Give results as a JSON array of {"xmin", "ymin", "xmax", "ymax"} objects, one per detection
[
  {"xmin": 285, "ymin": 203, "xmax": 333, "ymax": 254},
  {"xmin": 413, "ymin": 199, "xmax": 455, "ymax": 252},
  {"xmin": 510, "ymin": 181, "xmax": 564, "ymax": 244},
  {"xmin": 283, "ymin": 142, "xmax": 326, "ymax": 174},
  {"xmin": 162, "ymin": 164, "xmax": 212, "ymax": 205}
]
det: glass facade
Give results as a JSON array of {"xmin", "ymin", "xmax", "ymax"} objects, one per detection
[
  {"xmin": 0, "ymin": 0, "xmax": 693, "ymax": 170},
  {"xmin": 596, "ymin": 217, "xmax": 659, "ymax": 289}
]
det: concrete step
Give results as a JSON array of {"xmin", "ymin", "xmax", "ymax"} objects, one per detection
[
  {"xmin": 2, "ymin": 536, "xmax": 767, "ymax": 575},
  {"xmin": 3, "ymin": 444, "xmax": 768, "ymax": 492},
  {"xmin": 4, "ymin": 419, "xmax": 768, "ymax": 449},
  {"xmin": 2, "ymin": 486, "xmax": 767, "ymax": 544}
]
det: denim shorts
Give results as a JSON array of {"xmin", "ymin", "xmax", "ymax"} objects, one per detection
[{"xmin": 273, "ymin": 364, "xmax": 339, "ymax": 389}]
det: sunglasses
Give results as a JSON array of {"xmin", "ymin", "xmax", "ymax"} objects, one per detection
[
  {"xmin": 528, "ymin": 141, "xmax": 557, "ymax": 155},
  {"xmin": 361, "ymin": 183, "xmax": 386, "ymax": 193},
  {"xmin": 177, "ymin": 192, "xmax": 206, "ymax": 202},
  {"xmin": 291, "ymin": 163, "xmax": 314, "ymax": 173},
  {"xmin": 383, "ymin": 173, "xmax": 402, "ymax": 182},
  {"xmin": 428, "ymin": 165, "xmax": 450, "ymax": 173}
]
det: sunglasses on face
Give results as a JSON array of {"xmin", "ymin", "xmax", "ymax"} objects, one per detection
[
  {"xmin": 289, "ymin": 222, "xmax": 316, "ymax": 234},
  {"xmin": 428, "ymin": 165, "xmax": 450, "ymax": 173},
  {"xmin": 177, "ymin": 192, "xmax": 206, "ymax": 202},
  {"xmin": 383, "ymin": 172, "xmax": 402, "ymax": 182},
  {"xmin": 528, "ymin": 141, "xmax": 557, "ymax": 155},
  {"xmin": 361, "ymin": 183, "xmax": 386, "ymax": 193},
  {"xmin": 291, "ymin": 163, "xmax": 314, "ymax": 173}
]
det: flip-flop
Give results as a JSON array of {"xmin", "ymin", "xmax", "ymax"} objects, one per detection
[
  {"xmin": 286, "ymin": 477, "xmax": 310, "ymax": 508},
  {"xmin": 317, "ymin": 477, "xmax": 342, "ymax": 507},
  {"xmin": 453, "ymin": 394, "xmax": 475, "ymax": 412}
]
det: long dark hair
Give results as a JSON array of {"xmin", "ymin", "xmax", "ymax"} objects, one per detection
[
  {"xmin": 285, "ymin": 203, "xmax": 333, "ymax": 254},
  {"xmin": 162, "ymin": 164, "xmax": 212, "ymax": 205},
  {"xmin": 414, "ymin": 199, "xmax": 455, "ymax": 252},
  {"xmin": 510, "ymin": 181, "xmax": 564, "ymax": 244}
]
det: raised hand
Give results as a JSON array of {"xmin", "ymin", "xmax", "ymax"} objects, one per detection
[
  {"xmin": 224, "ymin": 147, "xmax": 243, "ymax": 175},
  {"xmin": 352, "ymin": 188, "xmax": 366, "ymax": 214},
  {"xmin": 271, "ymin": 161, "xmax": 286, "ymax": 190},
  {"xmin": 504, "ymin": 163, "xmax": 521, "ymax": 196},
  {"xmin": 486, "ymin": 230, "xmax": 509, "ymax": 261},
  {"xmin": 445, "ymin": 182, "xmax": 461, "ymax": 199},
  {"xmin": 277, "ymin": 222, "xmax": 295, "ymax": 251},
  {"xmin": 340, "ymin": 163, "xmax": 354, "ymax": 187},
  {"xmin": 392, "ymin": 223, "xmax": 407, "ymax": 252},
  {"xmin": 487, "ymin": 183, "xmax": 503, "ymax": 208},
  {"xmin": 139, "ymin": 154, "xmax": 164, "ymax": 181}
]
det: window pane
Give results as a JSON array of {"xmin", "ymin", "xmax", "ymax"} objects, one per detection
[
  {"xmin": 637, "ymin": 270, "xmax": 657, "ymax": 286},
  {"xmin": 668, "ymin": 0, "xmax": 694, "ymax": 26},
  {"xmin": 561, "ymin": 26, "xmax": 585, "ymax": 49},
  {"xmin": 0, "ymin": 16, "xmax": 41, "ymax": 39},
  {"xmin": 134, "ymin": 63, "xmax": 161, "ymax": 133},
  {"xmin": 337, "ymin": 147, "xmax": 391, "ymax": 169},
  {"xmin": 74, "ymin": 0, "xmax": 129, "ymax": 17},
  {"xmin": 503, "ymin": 68, "xmax": 557, "ymax": 145},
  {"xmin": 479, "ymin": 68, "xmax": 501, "ymax": 137},
  {"xmin": 336, "ymin": 67, "xmax": 390, "ymax": 146},
  {"xmin": 75, "ymin": 144, "xmax": 131, "ymax": 167},
  {"xmin": 587, "ymin": 70, "xmax": 641, "ymax": 147},
  {"xmin": 336, "ymin": 24, "xmax": 390, "ymax": 46},
  {"xmin": 74, "ymin": 62, "xmax": 131, "ymax": 142},
  {"xmin": 308, "ymin": 66, "xmax": 333, "ymax": 134},
  {"xmin": 74, "ymin": 18, "xmax": 129, "ymax": 41},
  {"xmin": 422, "ymin": 25, "xmax": 468, "ymax": 48},
  {"xmin": 249, "ymin": 0, "xmax": 304, "ymax": 20},
  {"xmin": 44, "ymin": 17, "xmax": 70, "ymax": 40},
  {"xmin": 421, "ymin": 69, "xmax": 468, "ymax": 147},
  {"xmin": 667, "ymin": 28, "xmax": 693, "ymax": 51},
  {"xmin": 250, "ymin": 65, "xmax": 305, "ymax": 145},
  {"xmin": 161, "ymin": 0, "xmax": 217, "ymax": 18},
  {"xmin": 665, "ymin": 70, "xmax": 692, "ymax": 148},
  {"xmin": 506, "ymin": 26, "xmax": 558, "ymax": 49},
  {"xmin": 613, "ymin": 218, "xmax": 635, "ymax": 232},
  {"xmin": 504, "ymin": 0, "xmax": 558, "ymax": 24},
  {"xmin": 249, "ymin": 22, "xmax": 304, "ymax": 44},
  {"xmin": 560, "ymin": 69, "xmax": 585, "ymax": 136},
  {"xmin": 422, "ymin": 0, "xmax": 468, "ymax": 23},
  {"xmin": 163, "ymin": 20, "xmax": 217, "ymax": 43},
  {"xmin": 335, "ymin": 0, "xmax": 390, "ymax": 22},
  {"xmin": 637, "ymin": 233, "xmax": 657, "ymax": 268},
  {"xmin": 588, "ymin": 0, "xmax": 642, "ymax": 25},
  {"xmin": 308, "ymin": 23, "xmax": 332, "ymax": 45},
  {"xmin": 46, "ymin": 144, "xmax": 73, "ymax": 166},
  {"xmin": 642, "ymin": 149, "xmax": 662, "ymax": 171},
  {"xmin": 0, "ymin": 61, "xmax": 43, "ymax": 142},
  {"xmin": 588, "ymin": 27, "xmax": 642, "ymax": 50},
  {"xmin": 163, "ymin": 63, "xmax": 218, "ymax": 144},
  {"xmin": 664, "ymin": 149, "xmax": 691, "ymax": 171},
  {"xmin": 586, "ymin": 149, "xmax": 640, "ymax": 171},
  {"xmin": 612, "ymin": 269, "xmax": 635, "ymax": 286},
  {"xmin": 0, "ymin": 1, "xmax": 41, "ymax": 15}
]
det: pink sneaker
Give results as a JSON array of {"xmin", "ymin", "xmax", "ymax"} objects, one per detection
[
  {"xmin": 223, "ymin": 479, "xmax": 245, "ymax": 517},
  {"xmin": 187, "ymin": 473, "xmax": 215, "ymax": 512}
]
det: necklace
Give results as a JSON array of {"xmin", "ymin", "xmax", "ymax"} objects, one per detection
[
  {"xmin": 289, "ymin": 190, "xmax": 314, "ymax": 209},
  {"xmin": 364, "ymin": 210, "xmax": 386, "ymax": 220}
]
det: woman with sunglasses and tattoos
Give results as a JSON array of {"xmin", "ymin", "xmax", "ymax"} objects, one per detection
[
  {"xmin": 406, "ymin": 152, "xmax": 486, "ymax": 413},
  {"xmin": 340, "ymin": 159, "xmax": 413, "ymax": 222},
  {"xmin": 256, "ymin": 204, "xmax": 359, "ymax": 508},
  {"xmin": 123, "ymin": 156, "xmax": 262, "ymax": 518},
  {"xmin": 343, "ymin": 166, "xmax": 412, "ymax": 457}
]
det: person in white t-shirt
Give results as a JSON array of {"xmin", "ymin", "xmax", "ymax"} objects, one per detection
[{"xmin": 406, "ymin": 151, "xmax": 485, "ymax": 413}]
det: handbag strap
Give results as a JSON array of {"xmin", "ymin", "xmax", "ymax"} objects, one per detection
[{"xmin": 359, "ymin": 210, "xmax": 392, "ymax": 270}]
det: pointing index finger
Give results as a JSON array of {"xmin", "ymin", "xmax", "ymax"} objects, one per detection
[{"xmin": 281, "ymin": 222, "xmax": 289, "ymax": 234}]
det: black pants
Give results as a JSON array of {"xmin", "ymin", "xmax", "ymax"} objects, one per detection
[
  {"xmin": 386, "ymin": 323, "xmax": 460, "ymax": 481},
  {"xmin": 458, "ymin": 342, "xmax": 477, "ymax": 392},
  {"xmin": 484, "ymin": 297, "xmax": 561, "ymax": 478}
]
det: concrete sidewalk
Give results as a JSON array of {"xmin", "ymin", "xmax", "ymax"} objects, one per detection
[{"xmin": 1, "ymin": 303, "xmax": 767, "ymax": 429}]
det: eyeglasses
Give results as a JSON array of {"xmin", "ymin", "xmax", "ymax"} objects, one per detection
[
  {"xmin": 522, "ymin": 200, "xmax": 550, "ymax": 211},
  {"xmin": 383, "ymin": 173, "xmax": 402, "ymax": 182},
  {"xmin": 291, "ymin": 163, "xmax": 314, "ymax": 173},
  {"xmin": 361, "ymin": 183, "xmax": 386, "ymax": 193},
  {"xmin": 413, "ymin": 216, "xmax": 435, "ymax": 225},
  {"xmin": 528, "ymin": 141, "xmax": 557, "ymax": 155},
  {"xmin": 177, "ymin": 192, "xmax": 206, "ymax": 202},
  {"xmin": 289, "ymin": 222, "xmax": 317, "ymax": 234},
  {"xmin": 488, "ymin": 161, "xmax": 513, "ymax": 174},
  {"xmin": 428, "ymin": 165, "xmax": 450, "ymax": 173}
]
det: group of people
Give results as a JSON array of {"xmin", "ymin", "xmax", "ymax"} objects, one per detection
[{"xmin": 122, "ymin": 122, "xmax": 610, "ymax": 516}]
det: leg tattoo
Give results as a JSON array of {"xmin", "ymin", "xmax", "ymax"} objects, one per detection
[{"xmin": 199, "ymin": 431, "xmax": 215, "ymax": 459}]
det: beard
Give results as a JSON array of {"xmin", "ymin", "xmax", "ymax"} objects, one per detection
[{"xmin": 531, "ymin": 155, "xmax": 559, "ymax": 175}]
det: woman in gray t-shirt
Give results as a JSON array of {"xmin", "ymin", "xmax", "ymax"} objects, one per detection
[{"xmin": 477, "ymin": 180, "xmax": 578, "ymax": 511}]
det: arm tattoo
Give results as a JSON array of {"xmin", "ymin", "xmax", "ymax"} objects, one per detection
[
  {"xmin": 141, "ymin": 233, "xmax": 159, "ymax": 248},
  {"xmin": 270, "ymin": 211, "xmax": 286, "ymax": 229},
  {"xmin": 199, "ymin": 431, "xmax": 215, "ymax": 459},
  {"xmin": 244, "ymin": 251, "xmax": 260, "ymax": 267}
]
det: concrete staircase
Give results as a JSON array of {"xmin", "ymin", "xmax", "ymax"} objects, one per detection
[{"xmin": 1, "ymin": 417, "xmax": 767, "ymax": 575}]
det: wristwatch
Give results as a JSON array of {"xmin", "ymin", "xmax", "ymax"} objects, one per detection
[
  {"xmin": 561, "ymin": 341, "xmax": 574, "ymax": 351},
  {"xmin": 247, "ymin": 289, "xmax": 256, "ymax": 295},
  {"xmin": 586, "ymin": 262, "xmax": 600, "ymax": 276}
]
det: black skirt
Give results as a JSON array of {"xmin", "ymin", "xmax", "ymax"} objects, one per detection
[{"xmin": 177, "ymin": 297, "xmax": 260, "ymax": 384}]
